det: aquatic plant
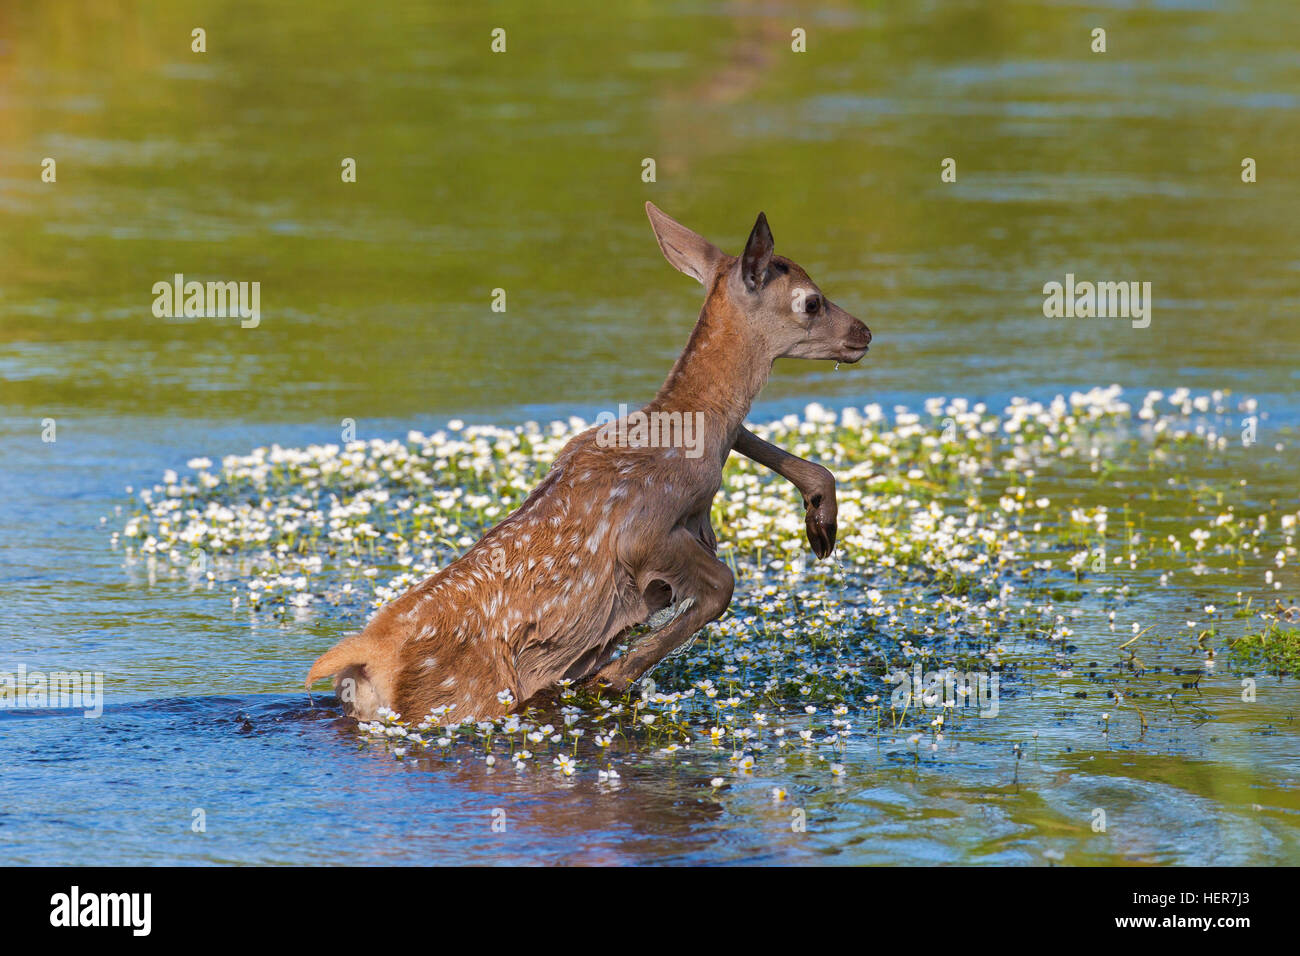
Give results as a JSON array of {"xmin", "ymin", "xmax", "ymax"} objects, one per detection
[{"xmin": 113, "ymin": 386, "xmax": 1297, "ymax": 783}]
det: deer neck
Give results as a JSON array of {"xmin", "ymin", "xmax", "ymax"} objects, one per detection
[{"xmin": 650, "ymin": 292, "xmax": 771, "ymax": 461}]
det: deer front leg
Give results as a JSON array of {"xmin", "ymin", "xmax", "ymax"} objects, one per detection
[
  {"xmin": 593, "ymin": 529, "xmax": 735, "ymax": 692},
  {"xmin": 732, "ymin": 426, "xmax": 838, "ymax": 558}
]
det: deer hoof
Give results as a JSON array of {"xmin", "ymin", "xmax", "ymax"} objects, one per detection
[
  {"xmin": 578, "ymin": 669, "xmax": 628, "ymax": 696},
  {"xmin": 805, "ymin": 502, "xmax": 837, "ymax": 559},
  {"xmin": 589, "ymin": 665, "xmax": 635, "ymax": 695}
]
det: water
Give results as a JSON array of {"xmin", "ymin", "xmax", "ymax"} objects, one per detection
[{"xmin": 1, "ymin": 0, "xmax": 1298, "ymax": 865}]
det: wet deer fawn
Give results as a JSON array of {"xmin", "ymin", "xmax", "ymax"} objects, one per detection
[{"xmin": 306, "ymin": 203, "xmax": 872, "ymax": 721}]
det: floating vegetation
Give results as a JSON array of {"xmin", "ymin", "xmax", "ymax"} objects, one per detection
[
  {"xmin": 1228, "ymin": 607, "xmax": 1300, "ymax": 677},
  {"xmin": 113, "ymin": 386, "xmax": 1297, "ymax": 783}
]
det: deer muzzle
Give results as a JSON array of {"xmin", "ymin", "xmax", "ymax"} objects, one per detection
[{"xmin": 837, "ymin": 318, "xmax": 872, "ymax": 362}]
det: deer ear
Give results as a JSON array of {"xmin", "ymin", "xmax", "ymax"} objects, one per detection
[
  {"xmin": 645, "ymin": 202, "xmax": 723, "ymax": 286},
  {"xmin": 740, "ymin": 212, "xmax": 774, "ymax": 292}
]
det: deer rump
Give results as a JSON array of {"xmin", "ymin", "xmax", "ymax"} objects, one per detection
[{"xmin": 305, "ymin": 428, "xmax": 708, "ymax": 722}]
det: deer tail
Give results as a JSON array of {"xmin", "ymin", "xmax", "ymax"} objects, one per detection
[{"xmin": 305, "ymin": 632, "xmax": 375, "ymax": 689}]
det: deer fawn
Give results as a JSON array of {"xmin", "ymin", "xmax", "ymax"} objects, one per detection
[{"xmin": 306, "ymin": 203, "xmax": 871, "ymax": 721}]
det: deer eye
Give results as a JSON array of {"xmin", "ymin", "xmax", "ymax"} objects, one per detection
[{"xmin": 803, "ymin": 294, "xmax": 821, "ymax": 315}]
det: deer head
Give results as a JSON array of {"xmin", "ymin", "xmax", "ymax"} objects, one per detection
[{"xmin": 645, "ymin": 201, "xmax": 872, "ymax": 365}]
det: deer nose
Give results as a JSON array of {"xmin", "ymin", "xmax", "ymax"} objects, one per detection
[{"xmin": 848, "ymin": 321, "xmax": 872, "ymax": 348}]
